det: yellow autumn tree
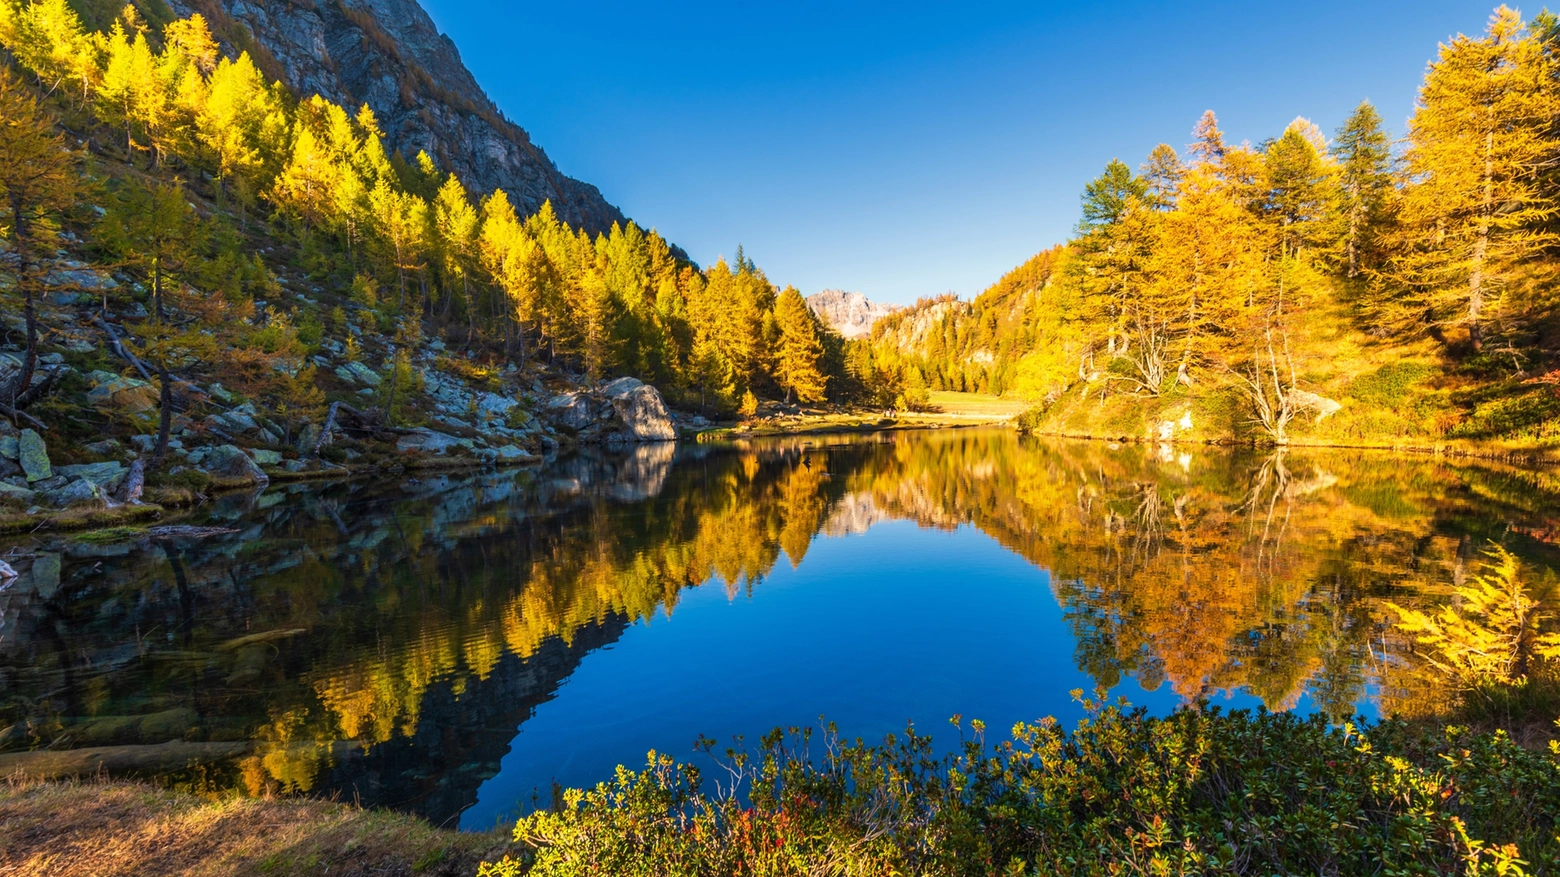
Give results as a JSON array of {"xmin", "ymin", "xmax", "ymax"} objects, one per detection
[{"xmin": 1389, "ymin": 6, "xmax": 1560, "ymax": 349}]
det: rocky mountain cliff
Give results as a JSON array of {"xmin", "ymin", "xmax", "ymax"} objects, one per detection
[
  {"xmin": 168, "ymin": 0, "xmax": 626, "ymax": 233},
  {"xmin": 805, "ymin": 290, "xmax": 901, "ymax": 340}
]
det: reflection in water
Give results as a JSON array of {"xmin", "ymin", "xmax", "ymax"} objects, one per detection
[{"xmin": 0, "ymin": 430, "xmax": 1557, "ymax": 827}]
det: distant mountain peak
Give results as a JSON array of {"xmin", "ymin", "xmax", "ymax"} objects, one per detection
[{"xmin": 805, "ymin": 290, "xmax": 901, "ymax": 340}]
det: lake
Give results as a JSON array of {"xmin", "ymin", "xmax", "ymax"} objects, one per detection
[{"xmin": 1, "ymin": 429, "xmax": 1556, "ymax": 830}]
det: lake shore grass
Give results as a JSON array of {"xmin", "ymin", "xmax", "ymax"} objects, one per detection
[{"xmin": 0, "ymin": 778, "xmax": 510, "ymax": 877}]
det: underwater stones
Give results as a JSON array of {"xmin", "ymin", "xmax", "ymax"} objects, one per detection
[{"xmin": 18, "ymin": 430, "xmax": 50, "ymax": 482}]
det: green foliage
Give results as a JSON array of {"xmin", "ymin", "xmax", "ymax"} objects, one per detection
[
  {"xmin": 1345, "ymin": 361, "xmax": 1435, "ymax": 409},
  {"xmin": 483, "ymin": 703, "xmax": 1560, "ymax": 877}
]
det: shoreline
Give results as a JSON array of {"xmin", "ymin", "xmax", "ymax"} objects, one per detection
[
  {"xmin": 0, "ymin": 778, "xmax": 510, "ymax": 877},
  {"xmin": 8, "ymin": 417, "xmax": 1557, "ymax": 543}
]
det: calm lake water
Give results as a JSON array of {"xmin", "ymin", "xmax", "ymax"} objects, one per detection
[{"xmin": 1, "ymin": 429, "xmax": 1557, "ymax": 829}]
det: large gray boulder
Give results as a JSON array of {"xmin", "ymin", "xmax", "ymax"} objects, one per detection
[
  {"xmin": 601, "ymin": 378, "xmax": 676, "ymax": 442},
  {"xmin": 199, "ymin": 445, "xmax": 270, "ymax": 485},
  {"xmin": 543, "ymin": 379, "xmax": 676, "ymax": 442},
  {"xmin": 56, "ymin": 462, "xmax": 126, "ymax": 493},
  {"xmin": 18, "ymin": 429, "xmax": 50, "ymax": 482}
]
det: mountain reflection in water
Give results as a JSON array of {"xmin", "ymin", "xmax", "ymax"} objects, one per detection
[{"xmin": 1, "ymin": 430, "xmax": 1557, "ymax": 828}]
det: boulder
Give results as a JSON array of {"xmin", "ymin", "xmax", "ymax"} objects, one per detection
[
  {"xmin": 44, "ymin": 267, "xmax": 117, "ymax": 291},
  {"xmin": 494, "ymin": 445, "xmax": 539, "ymax": 464},
  {"xmin": 42, "ymin": 478, "xmax": 102, "ymax": 507},
  {"xmin": 334, "ymin": 361, "xmax": 382, "ymax": 387},
  {"xmin": 0, "ymin": 481, "xmax": 35, "ymax": 504},
  {"xmin": 0, "ymin": 436, "xmax": 16, "ymax": 460},
  {"xmin": 56, "ymin": 462, "xmax": 126, "ymax": 492},
  {"xmin": 86, "ymin": 375, "xmax": 159, "ymax": 415},
  {"xmin": 545, "ymin": 392, "xmax": 599, "ymax": 432},
  {"xmin": 247, "ymin": 449, "xmax": 283, "ymax": 466},
  {"xmin": 199, "ymin": 445, "xmax": 270, "ymax": 484},
  {"xmin": 601, "ymin": 377, "xmax": 677, "ymax": 442},
  {"xmin": 395, "ymin": 428, "xmax": 463, "ymax": 455},
  {"xmin": 18, "ymin": 429, "xmax": 50, "ymax": 482},
  {"xmin": 1290, "ymin": 389, "xmax": 1343, "ymax": 423}
]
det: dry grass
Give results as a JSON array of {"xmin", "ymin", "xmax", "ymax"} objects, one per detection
[
  {"xmin": 0, "ymin": 778, "xmax": 511, "ymax": 877},
  {"xmin": 0, "ymin": 502, "xmax": 164, "ymax": 535},
  {"xmin": 926, "ymin": 391, "xmax": 1028, "ymax": 420}
]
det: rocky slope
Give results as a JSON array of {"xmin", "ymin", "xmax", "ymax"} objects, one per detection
[
  {"xmin": 168, "ymin": 0, "xmax": 625, "ymax": 233},
  {"xmin": 805, "ymin": 290, "xmax": 901, "ymax": 340}
]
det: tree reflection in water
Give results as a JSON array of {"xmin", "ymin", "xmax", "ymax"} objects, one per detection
[{"xmin": 0, "ymin": 430, "xmax": 1556, "ymax": 825}]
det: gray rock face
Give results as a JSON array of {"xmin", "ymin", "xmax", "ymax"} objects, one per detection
[
  {"xmin": 334, "ymin": 361, "xmax": 382, "ymax": 387},
  {"xmin": 395, "ymin": 428, "xmax": 463, "ymax": 455},
  {"xmin": 805, "ymin": 290, "xmax": 902, "ymax": 340},
  {"xmin": 544, "ymin": 392, "xmax": 598, "ymax": 432},
  {"xmin": 199, "ymin": 445, "xmax": 271, "ymax": 485},
  {"xmin": 166, "ymin": 0, "xmax": 626, "ymax": 234},
  {"xmin": 56, "ymin": 462, "xmax": 126, "ymax": 491},
  {"xmin": 18, "ymin": 430, "xmax": 50, "ymax": 483},
  {"xmin": 601, "ymin": 378, "xmax": 676, "ymax": 441},
  {"xmin": 544, "ymin": 379, "xmax": 677, "ymax": 443}
]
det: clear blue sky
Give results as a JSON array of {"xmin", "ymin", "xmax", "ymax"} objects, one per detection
[{"xmin": 421, "ymin": 0, "xmax": 1502, "ymax": 305}]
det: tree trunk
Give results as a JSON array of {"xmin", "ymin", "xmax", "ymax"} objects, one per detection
[
  {"xmin": 1468, "ymin": 129, "xmax": 1494, "ymax": 351},
  {"xmin": 118, "ymin": 458, "xmax": 145, "ymax": 504},
  {"xmin": 151, "ymin": 362, "xmax": 173, "ymax": 468}
]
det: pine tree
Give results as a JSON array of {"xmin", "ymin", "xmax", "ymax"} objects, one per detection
[
  {"xmin": 1332, "ymin": 101, "xmax": 1396, "ymax": 278},
  {"xmin": 772, "ymin": 286, "xmax": 828, "ymax": 403},
  {"xmin": 1141, "ymin": 144, "xmax": 1184, "ymax": 210},
  {"xmin": 1392, "ymin": 6, "xmax": 1560, "ymax": 349},
  {"xmin": 1078, "ymin": 159, "xmax": 1148, "ymax": 233},
  {"xmin": 100, "ymin": 180, "xmax": 201, "ymax": 323}
]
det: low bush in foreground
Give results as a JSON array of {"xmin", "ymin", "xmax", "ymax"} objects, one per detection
[{"xmin": 482, "ymin": 702, "xmax": 1560, "ymax": 877}]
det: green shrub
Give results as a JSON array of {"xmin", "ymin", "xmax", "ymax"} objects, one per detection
[
  {"xmin": 1346, "ymin": 361, "xmax": 1435, "ymax": 411},
  {"xmin": 481, "ymin": 702, "xmax": 1560, "ymax": 877}
]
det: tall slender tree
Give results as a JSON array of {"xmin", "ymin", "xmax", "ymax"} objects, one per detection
[{"xmin": 0, "ymin": 70, "xmax": 76, "ymax": 421}]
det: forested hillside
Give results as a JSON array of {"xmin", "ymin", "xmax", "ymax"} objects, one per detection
[
  {"xmin": 861, "ymin": 6, "xmax": 1560, "ymax": 451},
  {"xmin": 0, "ymin": 0, "xmax": 847, "ymax": 519}
]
